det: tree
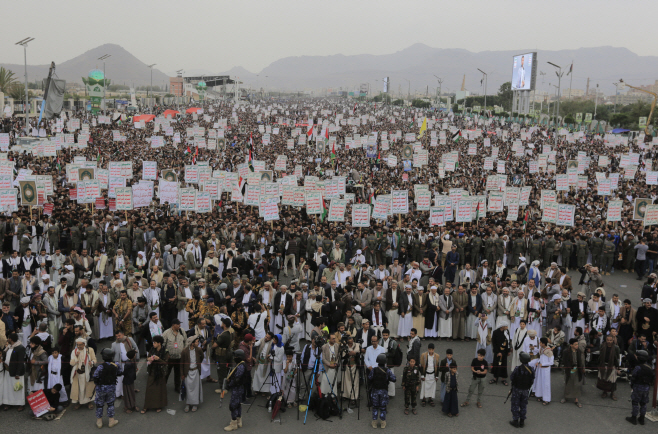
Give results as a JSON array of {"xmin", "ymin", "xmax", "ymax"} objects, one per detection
[
  {"xmin": 497, "ymin": 81, "xmax": 513, "ymax": 111},
  {"xmin": 411, "ymin": 99, "xmax": 430, "ymax": 108},
  {"xmin": 0, "ymin": 67, "xmax": 18, "ymax": 93},
  {"xmin": 7, "ymin": 83, "xmax": 33, "ymax": 101},
  {"xmin": 392, "ymin": 99, "xmax": 404, "ymax": 106}
]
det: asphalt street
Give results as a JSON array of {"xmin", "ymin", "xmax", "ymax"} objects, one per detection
[{"xmin": 3, "ymin": 268, "xmax": 656, "ymax": 433}]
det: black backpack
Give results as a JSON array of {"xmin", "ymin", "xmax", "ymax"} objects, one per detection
[{"xmin": 316, "ymin": 393, "xmax": 340, "ymax": 420}]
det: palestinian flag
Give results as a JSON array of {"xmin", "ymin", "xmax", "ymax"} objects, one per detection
[
  {"xmin": 56, "ymin": 157, "xmax": 61, "ymax": 172},
  {"xmin": 320, "ymin": 199, "xmax": 329, "ymax": 222},
  {"xmin": 523, "ymin": 209, "xmax": 530, "ymax": 227},
  {"xmin": 368, "ymin": 192, "xmax": 376, "ymax": 207},
  {"xmin": 185, "ymin": 145, "xmax": 191, "ymax": 155},
  {"xmin": 330, "ymin": 141, "xmax": 336, "ymax": 165},
  {"xmin": 248, "ymin": 133, "xmax": 255, "ymax": 172},
  {"xmin": 451, "ymin": 130, "xmax": 462, "ymax": 142}
]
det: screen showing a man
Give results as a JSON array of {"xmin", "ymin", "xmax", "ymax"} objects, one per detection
[{"xmin": 511, "ymin": 53, "xmax": 533, "ymax": 91}]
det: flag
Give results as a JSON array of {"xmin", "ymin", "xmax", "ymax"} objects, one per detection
[
  {"xmin": 567, "ymin": 63, "xmax": 573, "ymax": 76},
  {"xmin": 192, "ymin": 146, "xmax": 198, "ymax": 165},
  {"xmin": 353, "ymin": 103, "xmax": 357, "ymax": 115},
  {"xmin": 368, "ymin": 192, "xmax": 375, "ymax": 207},
  {"xmin": 238, "ymin": 176, "xmax": 247, "ymax": 196},
  {"xmin": 451, "ymin": 130, "xmax": 462, "ymax": 142},
  {"xmin": 185, "ymin": 145, "xmax": 191, "ymax": 155},
  {"xmin": 523, "ymin": 209, "xmax": 530, "ymax": 227},
  {"xmin": 248, "ymin": 133, "xmax": 254, "ymax": 172},
  {"xmin": 418, "ymin": 117, "xmax": 427, "ymax": 138},
  {"xmin": 307, "ymin": 125, "xmax": 314, "ymax": 138},
  {"xmin": 320, "ymin": 199, "xmax": 328, "ymax": 222},
  {"xmin": 330, "ymin": 141, "xmax": 336, "ymax": 165},
  {"xmin": 56, "ymin": 157, "xmax": 61, "ymax": 172}
]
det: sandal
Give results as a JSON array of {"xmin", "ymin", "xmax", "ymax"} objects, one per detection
[
  {"xmin": 537, "ymin": 398, "xmax": 543, "ymax": 402},
  {"xmin": 404, "ymin": 408, "xmax": 409, "ymax": 415},
  {"xmin": 421, "ymin": 400, "xmax": 426, "ymax": 407},
  {"xmin": 575, "ymin": 402, "xmax": 582, "ymax": 408},
  {"xmin": 429, "ymin": 400, "xmax": 435, "ymax": 407},
  {"xmin": 191, "ymin": 406, "xmax": 197, "ymax": 412},
  {"xmin": 412, "ymin": 408, "xmax": 417, "ymax": 415},
  {"xmin": 88, "ymin": 403, "xmax": 95, "ymax": 409},
  {"xmin": 502, "ymin": 381, "xmax": 509, "ymax": 387},
  {"xmin": 184, "ymin": 405, "xmax": 190, "ymax": 413},
  {"xmin": 73, "ymin": 404, "xmax": 81, "ymax": 410},
  {"xmin": 156, "ymin": 409, "xmax": 162, "ymax": 413},
  {"xmin": 489, "ymin": 379, "xmax": 497, "ymax": 385},
  {"xmin": 476, "ymin": 402, "xmax": 482, "ymax": 408},
  {"xmin": 560, "ymin": 399, "xmax": 566, "ymax": 404},
  {"xmin": 141, "ymin": 409, "xmax": 148, "ymax": 414},
  {"xmin": 125, "ymin": 409, "xmax": 133, "ymax": 414},
  {"xmin": 542, "ymin": 401, "xmax": 549, "ymax": 406},
  {"xmin": 460, "ymin": 402, "xmax": 469, "ymax": 407}
]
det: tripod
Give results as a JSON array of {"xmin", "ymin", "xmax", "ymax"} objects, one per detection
[
  {"xmin": 247, "ymin": 353, "xmax": 281, "ymax": 414},
  {"xmin": 341, "ymin": 349, "xmax": 361, "ymax": 420},
  {"xmin": 301, "ymin": 347, "xmax": 342, "ymax": 424}
]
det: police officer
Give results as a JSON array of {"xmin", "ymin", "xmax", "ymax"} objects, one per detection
[
  {"xmin": 85, "ymin": 221, "xmax": 100, "ymax": 258},
  {"xmin": 589, "ymin": 232, "xmax": 603, "ymax": 268},
  {"xmin": 626, "ymin": 350, "xmax": 655, "ymax": 425},
  {"xmin": 484, "ymin": 234, "xmax": 495, "ymax": 266},
  {"xmin": 70, "ymin": 223, "xmax": 82, "ymax": 254},
  {"xmin": 369, "ymin": 353, "xmax": 397, "ymax": 429},
  {"xmin": 575, "ymin": 235, "xmax": 589, "ymax": 269},
  {"xmin": 306, "ymin": 230, "xmax": 318, "ymax": 259},
  {"xmin": 93, "ymin": 348, "xmax": 121, "ymax": 428},
  {"xmin": 543, "ymin": 233, "xmax": 556, "ymax": 266},
  {"xmin": 560, "ymin": 236, "xmax": 574, "ymax": 271},
  {"xmin": 117, "ymin": 224, "xmax": 131, "ymax": 258},
  {"xmin": 509, "ymin": 351, "xmax": 535, "ymax": 428},
  {"xmin": 528, "ymin": 236, "xmax": 543, "ymax": 267},
  {"xmin": 470, "ymin": 232, "xmax": 483, "ymax": 268},
  {"xmin": 366, "ymin": 230, "xmax": 379, "ymax": 266},
  {"xmin": 601, "ymin": 236, "xmax": 616, "ymax": 275},
  {"xmin": 493, "ymin": 235, "xmax": 505, "ymax": 265},
  {"xmin": 510, "ymin": 233, "xmax": 524, "ymax": 268},
  {"xmin": 47, "ymin": 218, "xmax": 60, "ymax": 254},
  {"xmin": 224, "ymin": 349, "xmax": 247, "ymax": 431},
  {"xmin": 402, "ymin": 357, "xmax": 421, "ymax": 415}
]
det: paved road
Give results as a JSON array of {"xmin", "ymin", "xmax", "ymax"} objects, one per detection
[{"xmin": 3, "ymin": 268, "xmax": 656, "ymax": 433}]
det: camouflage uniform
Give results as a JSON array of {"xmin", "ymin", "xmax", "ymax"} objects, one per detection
[
  {"xmin": 368, "ymin": 366, "xmax": 396, "ymax": 422},
  {"xmin": 402, "ymin": 365, "xmax": 421, "ymax": 409}
]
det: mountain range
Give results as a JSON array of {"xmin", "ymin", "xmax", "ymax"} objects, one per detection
[{"xmin": 2, "ymin": 43, "xmax": 657, "ymax": 96}]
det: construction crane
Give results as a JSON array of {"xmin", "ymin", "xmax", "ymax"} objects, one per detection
[{"xmin": 460, "ymin": 74, "xmax": 466, "ymax": 91}]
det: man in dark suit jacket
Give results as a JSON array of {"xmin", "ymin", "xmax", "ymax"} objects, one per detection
[
  {"xmin": 357, "ymin": 319, "xmax": 376, "ymax": 352},
  {"xmin": 273, "ymin": 286, "xmax": 293, "ymax": 331},
  {"xmin": 466, "ymin": 287, "xmax": 483, "ymax": 318}
]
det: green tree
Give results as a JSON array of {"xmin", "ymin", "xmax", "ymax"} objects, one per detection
[
  {"xmin": 7, "ymin": 83, "xmax": 34, "ymax": 101},
  {"xmin": 497, "ymin": 81, "xmax": 513, "ymax": 111},
  {"xmin": 392, "ymin": 99, "xmax": 404, "ymax": 106},
  {"xmin": 0, "ymin": 67, "xmax": 18, "ymax": 93},
  {"xmin": 411, "ymin": 99, "xmax": 430, "ymax": 108}
]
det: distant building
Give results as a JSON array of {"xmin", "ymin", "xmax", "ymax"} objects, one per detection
[
  {"xmin": 169, "ymin": 76, "xmax": 184, "ymax": 96},
  {"xmin": 628, "ymin": 80, "xmax": 658, "ymax": 95}
]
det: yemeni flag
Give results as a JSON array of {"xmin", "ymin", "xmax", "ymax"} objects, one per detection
[
  {"xmin": 307, "ymin": 124, "xmax": 314, "ymax": 139},
  {"xmin": 248, "ymin": 133, "xmax": 255, "ymax": 172},
  {"xmin": 238, "ymin": 176, "xmax": 247, "ymax": 196},
  {"xmin": 523, "ymin": 209, "xmax": 530, "ymax": 228},
  {"xmin": 451, "ymin": 130, "xmax": 462, "ymax": 142},
  {"xmin": 320, "ymin": 199, "xmax": 329, "ymax": 222},
  {"xmin": 192, "ymin": 146, "xmax": 198, "ymax": 165}
]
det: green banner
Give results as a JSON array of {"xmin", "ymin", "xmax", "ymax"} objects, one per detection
[
  {"xmin": 639, "ymin": 117, "xmax": 648, "ymax": 129},
  {"xmin": 575, "ymin": 113, "xmax": 582, "ymax": 123},
  {"xmin": 584, "ymin": 113, "xmax": 592, "ymax": 124}
]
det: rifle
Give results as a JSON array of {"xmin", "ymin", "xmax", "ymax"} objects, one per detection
[
  {"xmin": 219, "ymin": 378, "xmax": 228, "ymax": 407},
  {"xmin": 503, "ymin": 388, "xmax": 513, "ymax": 404}
]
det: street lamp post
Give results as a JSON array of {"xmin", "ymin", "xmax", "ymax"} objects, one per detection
[
  {"xmin": 98, "ymin": 54, "xmax": 111, "ymax": 111},
  {"xmin": 403, "ymin": 78, "xmax": 410, "ymax": 102},
  {"xmin": 147, "ymin": 64, "xmax": 156, "ymax": 106},
  {"xmin": 594, "ymin": 84, "xmax": 599, "ymax": 119},
  {"xmin": 15, "ymin": 37, "xmax": 34, "ymax": 134},
  {"xmin": 433, "ymin": 75, "xmax": 443, "ymax": 108},
  {"xmin": 612, "ymin": 82, "xmax": 619, "ymax": 113},
  {"xmin": 548, "ymin": 62, "xmax": 563, "ymax": 121},
  {"xmin": 477, "ymin": 68, "xmax": 488, "ymax": 112}
]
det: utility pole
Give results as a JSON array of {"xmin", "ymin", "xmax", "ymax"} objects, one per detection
[
  {"xmin": 15, "ymin": 37, "xmax": 34, "ymax": 134},
  {"xmin": 98, "ymin": 54, "xmax": 111, "ymax": 111},
  {"xmin": 477, "ymin": 68, "xmax": 488, "ymax": 111},
  {"xmin": 434, "ymin": 75, "xmax": 443, "ymax": 108},
  {"xmin": 147, "ymin": 64, "xmax": 156, "ymax": 105},
  {"xmin": 594, "ymin": 83, "xmax": 599, "ymax": 119},
  {"xmin": 613, "ymin": 82, "xmax": 619, "ymax": 113},
  {"xmin": 548, "ymin": 62, "xmax": 563, "ymax": 120}
]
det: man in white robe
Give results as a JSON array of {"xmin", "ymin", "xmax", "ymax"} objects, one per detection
[
  {"xmin": 529, "ymin": 338, "xmax": 554, "ymax": 403},
  {"xmin": 1, "ymin": 334, "xmax": 26, "ymax": 410},
  {"xmin": 438, "ymin": 287, "xmax": 454, "ymax": 338},
  {"xmin": 96, "ymin": 284, "xmax": 115, "ymax": 340},
  {"xmin": 510, "ymin": 319, "xmax": 528, "ymax": 371},
  {"xmin": 419, "ymin": 343, "xmax": 439, "ymax": 405},
  {"xmin": 252, "ymin": 333, "xmax": 274, "ymax": 393},
  {"xmin": 47, "ymin": 349, "xmax": 69, "ymax": 402}
]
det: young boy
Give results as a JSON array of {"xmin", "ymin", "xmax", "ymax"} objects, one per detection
[
  {"xmin": 42, "ymin": 384, "xmax": 64, "ymax": 420},
  {"xmin": 402, "ymin": 357, "xmax": 421, "ymax": 415},
  {"xmin": 462, "ymin": 348, "xmax": 489, "ymax": 408},
  {"xmin": 442, "ymin": 365, "xmax": 459, "ymax": 417},
  {"xmin": 439, "ymin": 349, "xmax": 457, "ymax": 403},
  {"xmin": 122, "ymin": 350, "xmax": 138, "ymax": 413},
  {"xmin": 46, "ymin": 347, "xmax": 68, "ymax": 403}
]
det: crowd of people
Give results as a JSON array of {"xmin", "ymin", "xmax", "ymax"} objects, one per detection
[{"xmin": 0, "ymin": 96, "xmax": 656, "ymax": 428}]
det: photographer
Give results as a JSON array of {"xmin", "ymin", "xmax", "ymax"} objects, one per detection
[
  {"xmin": 341, "ymin": 334, "xmax": 361, "ymax": 406},
  {"xmin": 321, "ymin": 332, "xmax": 340, "ymax": 395}
]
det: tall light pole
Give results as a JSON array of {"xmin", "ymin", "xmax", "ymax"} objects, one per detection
[
  {"xmin": 433, "ymin": 75, "xmax": 443, "ymax": 108},
  {"xmin": 147, "ymin": 64, "xmax": 156, "ymax": 101},
  {"xmin": 594, "ymin": 83, "xmax": 599, "ymax": 119},
  {"xmin": 548, "ymin": 62, "xmax": 563, "ymax": 120},
  {"xmin": 477, "ymin": 68, "xmax": 488, "ymax": 111},
  {"xmin": 15, "ymin": 37, "xmax": 34, "ymax": 134},
  {"xmin": 403, "ymin": 78, "xmax": 410, "ymax": 102},
  {"xmin": 98, "ymin": 54, "xmax": 111, "ymax": 110},
  {"xmin": 612, "ymin": 82, "xmax": 619, "ymax": 113}
]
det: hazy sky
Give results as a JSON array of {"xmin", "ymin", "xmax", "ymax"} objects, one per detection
[{"xmin": 3, "ymin": 0, "xmax": 658, "ymax": 75}]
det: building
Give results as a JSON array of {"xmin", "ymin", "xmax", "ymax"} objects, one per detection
[
  {"xmin": 628, "ymin": 80, "xmax": 658, "ymax": 95},
  {"xmin": 169, "ymin": 76, "xmax": 184, "ymax": 96}
]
